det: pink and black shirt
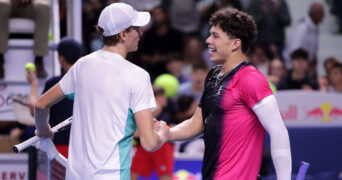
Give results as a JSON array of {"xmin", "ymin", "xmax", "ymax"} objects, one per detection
[{"xmin": 199, "ymin": 61, "xmax": 273, "ymax": 180}]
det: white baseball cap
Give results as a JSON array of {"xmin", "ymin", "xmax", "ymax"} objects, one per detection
[{"xmin": 98, "ymin": 3, "xmax": 151, "ymax": 36}]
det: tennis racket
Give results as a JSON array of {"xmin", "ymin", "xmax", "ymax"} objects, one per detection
[
  {"xmin": 12, "ymin": 95, "xmax": 35, "ymax": 126},
  {"xmin": 13, "ymin": 116, "xmax": 73, "ymax": 153},
  {"xmin": 296, "ymin": 161, "xmax": 310, "ymax": 180}
]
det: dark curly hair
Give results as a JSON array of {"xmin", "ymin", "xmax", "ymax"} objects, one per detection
[
  {"xmin": 290, "ymin": 48, "xmax": 308, "ymax": 60},
  {"xmin": 209, "ymin": 8, "xmax": 257, "ymax": 53}
]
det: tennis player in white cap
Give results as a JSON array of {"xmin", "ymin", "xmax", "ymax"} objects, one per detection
[{"xmin": 34, "ymin": 3, "xmax": 170, "ymax": 180}]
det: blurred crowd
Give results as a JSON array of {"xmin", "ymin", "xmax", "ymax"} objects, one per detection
[
  {"xmin": 73, "ymin": 0, "xmax": 342, "ymax": 153},
  {"xmin": 1, "ymin": 0, "xmax": 342, "ymax": 155},
  {"xmin": 76, "ymin": 0, "xmax": 342, "ymax": 101}
]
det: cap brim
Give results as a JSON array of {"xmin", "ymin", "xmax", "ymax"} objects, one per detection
[{"xmin": 132, "ymin": 12, "xmax": 150, "ymax": 27}]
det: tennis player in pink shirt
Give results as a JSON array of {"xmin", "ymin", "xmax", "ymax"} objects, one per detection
[{"xmin": 169, "ymin": 8, "xmax": 292, "ymax": 180}]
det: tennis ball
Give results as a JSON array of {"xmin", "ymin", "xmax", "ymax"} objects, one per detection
[
  {"xmin": 154, "ymin": 74, "xmax": 179, "ymax": 98},
  {"xmin": 25, "ymin": 62, "xmax": 36, "ymax": 73},
  {"xmin": 48, "ymin": 32, "xmax": 54, "ymax": 41},
  {"xmin": 268, "ymin": 80, "xmax": 277, "ymax": 93}
]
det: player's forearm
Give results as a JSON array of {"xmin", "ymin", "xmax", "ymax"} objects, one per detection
[
  {"xmin": 34, "ymin": 105, "xmax": 50, "ymax": 137},
  {"xmin": 170, "ymin": 108, "xmax": 204, "ymax": 141},
  {"xmin": 270, "ymin": 127, "xmax": 292, "ymax": 180},
  {"xmin": 264, "ymin": 125, "xmax": 292, "ymax": 179},
  {"xmin": 150, "ymin": 131, "xmax": 166, "ymax": 152},
  {"xmin": 169, "ymin": 118, "xmax": 203, "ymax": 141},
  {"xmin": 140, "ymin": 132, "xmax": 162, "ymax": 152},
  {"xmin": 28, "ymin": 81, "xmax": 39, "ymax": 116},
  {"xmin": 253, "ymin": 95, "xmax": 292, "ymax": 179}
]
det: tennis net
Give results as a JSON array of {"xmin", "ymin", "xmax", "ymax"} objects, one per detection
[{"xmin": 36, "ymin": 149, "xmax": 66, "ymax": 180}]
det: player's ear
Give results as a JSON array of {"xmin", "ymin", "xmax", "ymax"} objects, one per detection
[
  {"xmin": 119, "ymin": 30, "xmax": 126, "ymax": 41},
  {"xmin": 231, "ymin": 39, "xmax": 241, "ymax": 52}
]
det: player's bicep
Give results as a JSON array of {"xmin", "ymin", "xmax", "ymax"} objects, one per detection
[
  {"xmin": 134, "ymin": 109, "xmax": 154, "ymax": 134},
  {"xmin": 36, "ymin": 84, "xmax": 65, "ymax": 109},
  {"xmin": 130, "ymin": 72, "xmax": 156, "ymax": 113},
  {"xmin": 59, "ymin": 60, "xmax": 79, "ymax": 96},
  {"xmin": 252, "ymin": 95, "xmax": 285, "ymax": 133},
  {"xmin": 252, "ymin": 95, "xmax": 292, "ymax": 179}
]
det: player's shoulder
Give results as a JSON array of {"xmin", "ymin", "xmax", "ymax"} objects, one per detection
[
  {"xmin": 127, "ymin": 60, "xmax": 149, "ymax": 75},
  {"xmin": 239, "ymin": 64, "xmax": 264, "ymax": 77},
  {"xmin": 235, "ymin": 64, "xmax": 267, "ymax": 84},
  {"xmin": 123, "ymin": 60, "xmax": 151, "ymax": 81}
]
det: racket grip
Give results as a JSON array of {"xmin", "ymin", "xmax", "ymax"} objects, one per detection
[
  {"xmin": 296, "ymin": 161, "xmax": 310, "ymax": 180},
  {"xmin": 13, "ymin": 135, "xmax": 40, "ymax": 153},
  {"xmin": 13, "ymin": 116, "xmax": 73, "ymax": 153}
]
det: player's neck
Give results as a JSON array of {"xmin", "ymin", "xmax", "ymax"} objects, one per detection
[
  {"xmin": 220, "ymin": 53, "xmax": 246, "ymax": 76},
  {"xmin": 102, "ymin": 45, "xmax": 127, "ymax": 58}
]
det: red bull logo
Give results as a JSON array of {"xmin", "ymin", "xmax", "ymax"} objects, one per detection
[
  {"xmin": 306, "ymin": 103, "xmax": 342, "ymax": 122},
  {"xmin": 280, "ymin": 105, "xmax": 298, "ymax": 120},
  {"xmin": 172, "ymin": 170, "xmax": 198, "ymax": 180}
]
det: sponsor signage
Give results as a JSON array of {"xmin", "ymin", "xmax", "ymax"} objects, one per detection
[
  {"xmin": 0, "ymin": 153, "xmax": 28, "ymax": 180},
  {"xmin": 276, "ymin": 90, "xmax": 342, "ymax": 126}
]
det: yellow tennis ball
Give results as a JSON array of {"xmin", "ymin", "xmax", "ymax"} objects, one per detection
[
  {"xmin": 25, "ymin": 62, "xmax": 36, "ymax": 72},
  {"xmin": 154, "ymin": 74, "xmax": 179, "ymax": 98}
]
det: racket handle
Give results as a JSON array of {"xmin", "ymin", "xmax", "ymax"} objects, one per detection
[
  {"xmin": 13, "ymin": 136, "xmax": 40, "ymax": 153},
  {"xmin": 296, "ymin": 161, "xmax": 310, "ymax": 180},
  {"xmin": 13, "ymin": 116, "xmax": 73, "ymax": 153},
  {"xmin": 52, "ymin": 116, "xmax": 72, "ymax": 133}
]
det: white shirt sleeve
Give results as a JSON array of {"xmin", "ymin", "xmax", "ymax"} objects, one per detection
[
  {"xmin": 252, "ymin": 95, "xmax": 292, "ymax": 180},
  {"xmin": 129, "ymin": 70, "xmax": 156, "ymax": 113},
  {"xmin": 59, "ymin": 60, "xmax": 79, "ymax": 96}
]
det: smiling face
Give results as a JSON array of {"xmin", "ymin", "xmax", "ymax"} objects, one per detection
[{"xmin": 206, "ymin": 25, "xmax": 238, "ymax": 64}]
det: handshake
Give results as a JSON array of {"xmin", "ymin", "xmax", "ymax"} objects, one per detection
[{"xmin": 152, "ymin": 119, "xmax": 171, "ymax": 149}]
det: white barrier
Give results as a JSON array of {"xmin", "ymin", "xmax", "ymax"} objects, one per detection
[{"xmin": 276, "ymin": 90, "xmax": 342, "ymax": 126}]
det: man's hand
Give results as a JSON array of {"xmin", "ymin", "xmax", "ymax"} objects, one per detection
[
  {"xmin": 155, "ymin": 121, "xmax": 170, "ymax": 143},
  {"xmin": 26, "ymin": 70, "xmax": 38, "ymax": 85},
  {"xmin": 35, "ymin": 124, "xmax": 54, "ymax": 139}
]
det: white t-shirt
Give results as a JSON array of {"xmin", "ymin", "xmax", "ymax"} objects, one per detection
[
  {"xmin": 59, "ymin": 50, "xmax": 156, "ymax": 180},
  {"xmin": 283, "ymin": 16, "xmax": 319, "ymax": 69}
]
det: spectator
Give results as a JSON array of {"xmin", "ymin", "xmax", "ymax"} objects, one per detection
[
  {"xmin": 167, "ymin": 0, "xmax": 200, "ymax": 36},
  {"xmin": 247, "ymin": 44, "xmax": 269, "ymax": 76},
  {"xmin": 26, "ymin": 37, "xmax": 83, "ymax": 157},
  {"xmin": 324, "ymin": 57, "xmax": 339, "ymax": 79},
  {"xmin": 268, "ymin": 58, "xmax": 286, "ymax": 87},
  {"xmin": 175, "ymin": 95, "xmax": 197, "ymax": 124},
  {"xmin": 278, "ymin": 49, "xmax": 319, "ymax": 90},
  {"xmin": 165, "ymin": 53, "xmax": 189, "ymax": 84},
  {"xmin": 136, "ymin": 6, "xmax": 184, "ymax": 81},
  {"xmin": 131, "ymin": 85, "xmax": 175, "ymax": 180},
  {"xmin": 177, "ymin": 63, "xmax": 208, "ymax": 103},
  {"xmin": 82, "ymin": 0, "xmax": 105, "ymax": 53},
  {"xmin": 248, "ymin": 0, "xmax": 291, "ymax": 60},
  {"xmin": 0, "ymin": 0, "xmax": 51, "ymax": 78},
  {"xmin": 282, "ymin": 3, "xmax": 324, "ymax": 74},
  {"xmin": 328, "ymin": 62, "xmax": 342, "ymax": 93},
  {"xmin": 329, "ymin": 0, "xmax": 342, "ymax": 33},
  {"xmin": 317, "ymin": 76, "xmax": 330, "ymax": 92},
  {"xmin": 119, "ymin": 0, "xmax": 160, "ymax": 11},
  {"xmin": 182, "ymin": 37, "xmax": 206, "ymax": 78}
]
